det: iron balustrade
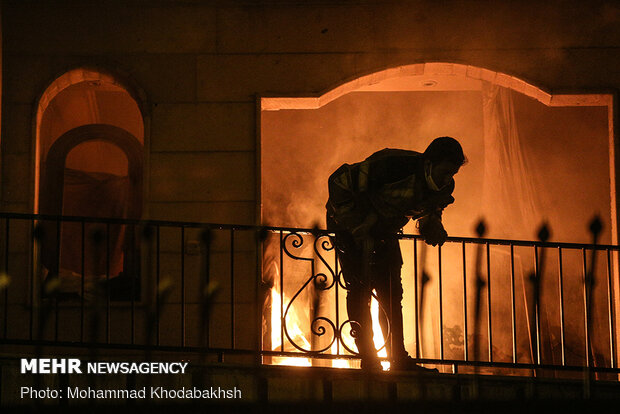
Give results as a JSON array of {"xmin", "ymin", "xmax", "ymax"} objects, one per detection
[{"xmin": 0, "ymin": 212, "xmax": 618, "ymax": 379}]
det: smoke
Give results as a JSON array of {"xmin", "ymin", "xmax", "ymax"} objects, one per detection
[
  {"xmin": 262, "ymin": 90, "xmax": 485, "ymax": 231},
  {"xmin": 261, "ymin": 87, "xmax": 612, "ymax": 366}
]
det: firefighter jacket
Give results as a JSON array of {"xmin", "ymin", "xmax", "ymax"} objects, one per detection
[{"xmin": 326, "ymin": 148, "xmax": 455, "ymax": 239}]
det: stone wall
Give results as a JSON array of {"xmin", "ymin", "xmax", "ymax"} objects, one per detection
[
  {"xmin": 1, "ymin": 0, "xmax": 618, "ymax": 222},
  {"xmin": 0, "ymin": 0, "xmax": 618, "ymax": 363}
]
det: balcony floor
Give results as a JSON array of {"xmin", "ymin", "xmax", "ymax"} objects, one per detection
[{"xmin": 2, "ymin": 348, "xmax": 620, "ymax": 410}]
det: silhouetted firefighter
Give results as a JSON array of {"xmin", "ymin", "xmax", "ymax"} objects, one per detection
[{"xmin": 326, "ymin": 137, "xmax": 466, "ymax": 371}]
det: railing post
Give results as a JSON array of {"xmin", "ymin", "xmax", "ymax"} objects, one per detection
[
  {"xmin": 156, "ymin": 225, "xmax": 161, "ymax": 346},
  {"xmin": 462, "ymin": 241, "xmax": 468, "ymax": 362},
  {"xmin": 106, "ymin": 222, "xmax": 110, "ymax": 344},
  {"xmin": 280, "ymin": 230, "xmax": 284, "ymax": 353},
  {"xmin": 181, "ymin": 226, "xmax": 186, "ymax": 348},
  {"xmin": 582, "ymin": 248, "xmax": 590, "ymax": 368},
  {"xmin": 607, "ymin": 248, "xmax": 617, "ymax": 368},
  {"xmin": 533, "ymin": 245, "xmax": 541, "ymax": 367},
  {"xmin": 510, "ymin": 243, "xmax": 517, "ymax": 364},
  {"xmin": 335, "ymin": 235, "xmax": 340, "ymax": 357},
  {"xmin": 414, "ymin": 238, "xmax": 419, "ymax": 359},
  {"xmin": 30, "ymin": 220, "xmax": 37, "ymax": 341},
  {"xmin": 438, "ymin": 244, "xmax": 444, "ymax": 361},
  {"xmin": 486, "ymin": 242, "xmax": 492, "ymax": 363},
  {"xmin": 80, "ymin": 220, "xmax": 85, "ymax": 343},
  {"xmin": 131, "ymin": 223, "xmax": 136, "ymax": 345},
  {"xmin": 255, "ymin": 227, "xmax": 266, "ymax": 366},
  {"xmin": 3, "ymin": 218, "xmax": 9, "ymax": 339},
  {"xmin": 54, "ymin": 219, "xmax": 60, "ymax": 342},
  {"xmin": 230, "ymin": 228, "xmax": 235, "ymax": 350},
  {"xmin": 558, "ymin": 247, "xmax": 566, "ymax": 366}
]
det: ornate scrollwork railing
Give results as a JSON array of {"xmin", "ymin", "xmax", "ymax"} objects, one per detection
[{"xmin": 280, "ymin": 230, "xmax": 391, "ymax": 357}]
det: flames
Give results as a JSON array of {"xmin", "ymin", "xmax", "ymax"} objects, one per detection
[
  {"xmin": 370, "ymin": 292, "xmax": 390, "ymax": 371},
  {"xmin": 264, "ymin": 232, "xmax": 392, "ymax": 370},
  {"xmin": 270, "ymin": 287, "xmax": 312, "ymax": 367},
  {"xmin": 269, "ymin": 285, "xmax": 389, "ymax": 370}
]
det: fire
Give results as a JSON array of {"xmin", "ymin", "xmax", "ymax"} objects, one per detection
[
  {"xmin": 370, "ymin": 293, "xmax": 390, "ymax": 371},
  {"xmin": 270, "ymin": 287, "xmax": 312, "ymax": 367},
  {"xmin": 269, "ymin": 286, "xmax": 389, "ymax": 370},
  {"xmin": 330, "ymin": 350, "xmax": 351, "ymax": 369}
]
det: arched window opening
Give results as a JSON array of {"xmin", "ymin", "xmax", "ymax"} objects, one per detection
[
  {"xmin": 39, "ymin": 125, "xmax": 143, "ymax": 302},
  {"xmin": 35, "ymin": 68, "xmax": 145, "ymax": 302},
  {"xmin": 62, "ymin": 141, "xmax": 129, "ymax": 282},
  {"xmin": 261, "ymin": 64, "xmax": 613, "ymax": 244},
  {"xmin": 260, "ymin": 63, "xmax": 615, "ymax": 372},
  {"xmin": 35, "ymin": 67, "xmax": 144, "ymax": 213}
]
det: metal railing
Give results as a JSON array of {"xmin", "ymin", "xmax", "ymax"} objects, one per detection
[
  {"xmin": 0, "ymin": 212, "xmax": 264, "ymax": 359},
  {"xmin": 267, "ymin": 223, "xmax": 619, "ymax": 378},
  {"xmin": 0, "ymin": 212, "xmax": 618, "ymax": 379}
]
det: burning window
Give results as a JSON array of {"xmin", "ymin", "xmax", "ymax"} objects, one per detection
[{"xmin": 260, "ymin": 64, "xmax": 616, "ymax": 372}]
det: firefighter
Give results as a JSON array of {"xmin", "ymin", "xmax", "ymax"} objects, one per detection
[{"xmin": 326, "ymin": 136, "xmax": 466, "ymax": 371}]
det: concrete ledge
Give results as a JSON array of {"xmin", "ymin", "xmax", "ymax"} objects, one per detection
[{"xmin": 2, "ymin": 356, "xmax": 620, "ymax": 406}]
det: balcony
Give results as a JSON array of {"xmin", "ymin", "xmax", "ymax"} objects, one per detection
[{"xmin": 0, "ymin": 212, "xmax": 619, "ymax": 407}]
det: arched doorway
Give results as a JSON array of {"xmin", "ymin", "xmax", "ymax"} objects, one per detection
[
  {"xmin": 39, "ymin": 125, "xmax": 143, "ymax": 299},
  {"xmin": 34, "ymin": 68, "xmax": 146, "ymax": 301}
]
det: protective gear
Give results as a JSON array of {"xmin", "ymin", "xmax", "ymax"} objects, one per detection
[
  {"xmin": 418, "ymin": 214, "xmax": 448, "ymax": 246},
  {"xmin": 425, "ymin": 162, "xmax": 446, "ymax": 191},
  {"xmin": 326, "ymin": 163, "xmax": 376, "ymax": 234},
  {"xmin": 415, "ymin": 192, "xmax": 455, "ymax": 215},
  {"xmin": 326, "ymin": 145, "xmax": 461, "ymax": 369},
  {"xmin": 391, "ymin": 355, "xmax": 439, "ymax": 372},
  {"xmin": 327, "ymin": 149, "xmax": 455, "ymax": 237}
]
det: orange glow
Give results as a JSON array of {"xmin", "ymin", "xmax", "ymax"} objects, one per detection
[
  {"xmin": 262, "ymin": 66, "xmax": 616, "ymax": 372},
  {"xmin": 370, "ymin": 292, "xmax": 390, "ymax": 371},
  {"xmin": 330, "ymin": 345, "xmax": 351, "ymax": 369},
  {"xmin": 270, "ymin": 287, "xmax": 312, "ymax": 367},
  {"xmin": 268, "ymin": 282, "xmax": 392, "ymax": 369}
]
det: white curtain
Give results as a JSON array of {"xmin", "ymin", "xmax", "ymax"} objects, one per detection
[{"xmin": 481, "ymin": 82, "xmax": 541, "ymax": 239}]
